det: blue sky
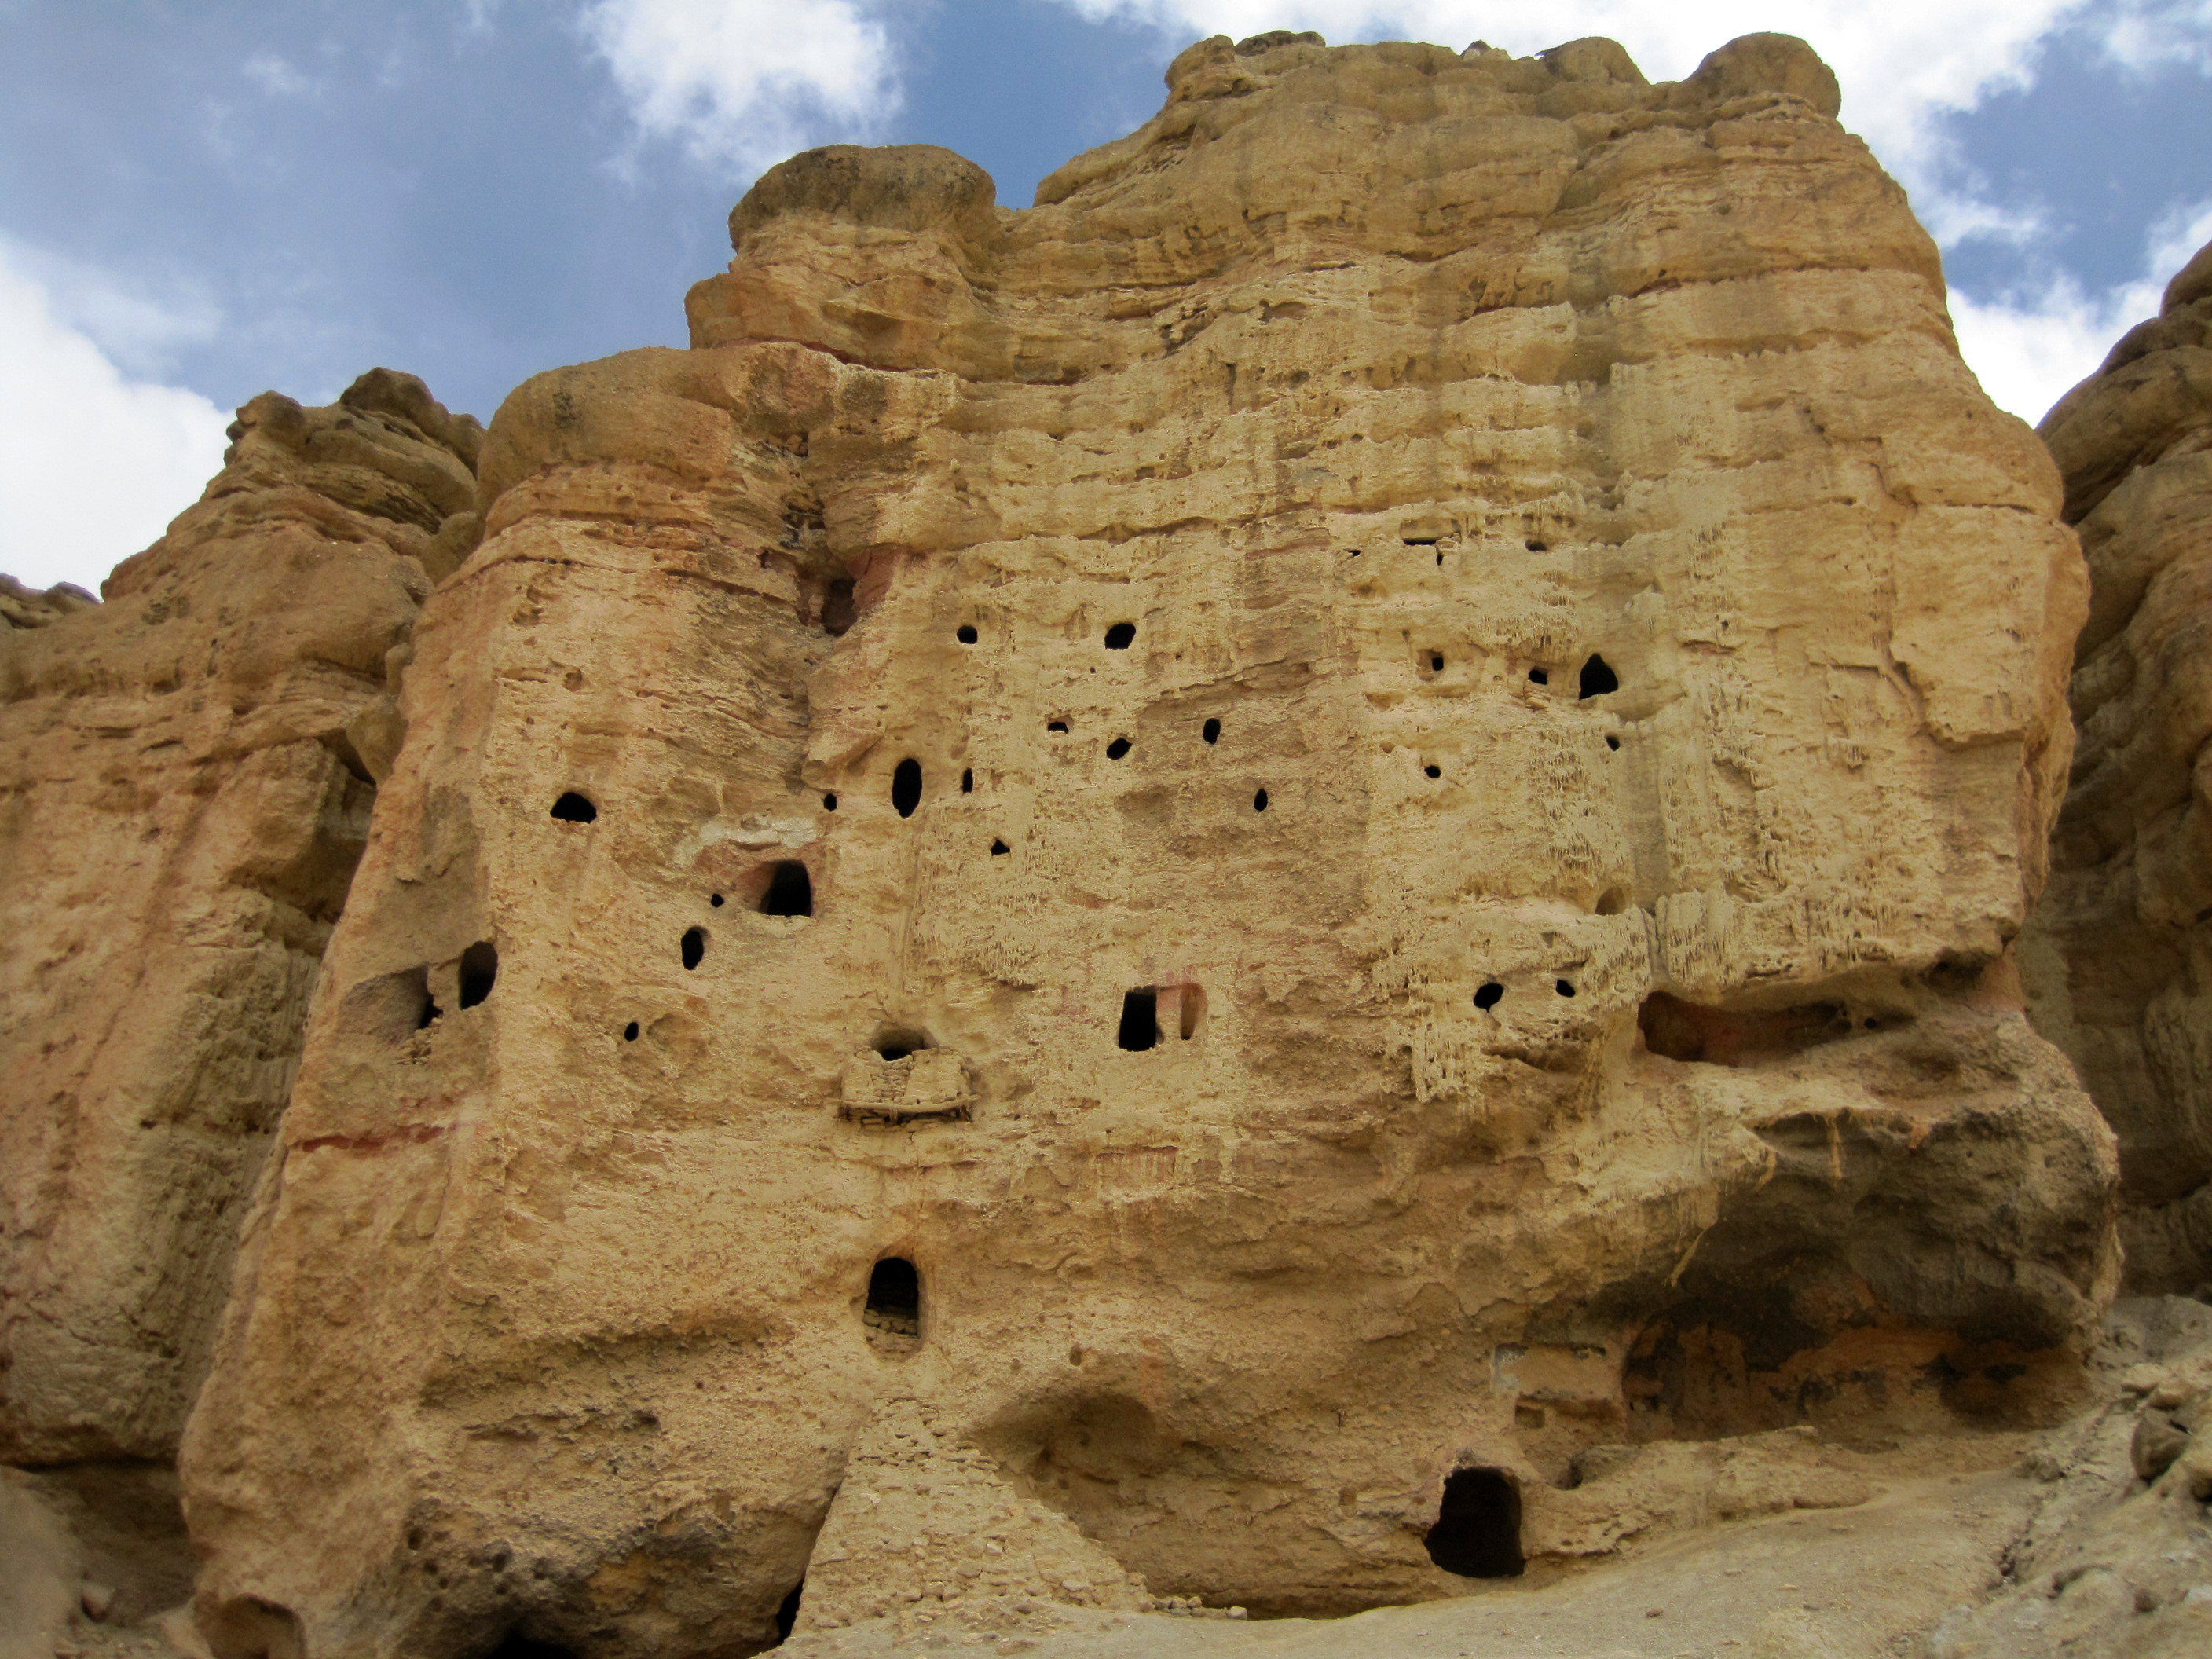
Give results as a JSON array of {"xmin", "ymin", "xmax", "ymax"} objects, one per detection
[{"xmin": 4, "ymin": 0, "xmax": 2210, "ymax": 593}]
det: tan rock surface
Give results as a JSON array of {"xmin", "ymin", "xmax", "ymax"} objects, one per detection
[
  {"xmin": 173, "ymin": 29, "xmax": 2117, "ymax": 1659},
  {"xmin": 0, "ymin": 371, "xmax": 481, "ymax": 1463},
  {"xmin": 2022, "ymin": 235, "xmax": 2212, "ymax": 1294}
]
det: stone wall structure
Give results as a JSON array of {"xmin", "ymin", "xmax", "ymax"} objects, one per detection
[
  {"xmin": 0, "ymin": 372, "xmax": 481, "ymax": 1464},
  {"xmin": 2023, "ymin": 236, "xmax": 2212, "ymax": 1294},
  {"xmin": 166, "ymin": 31, "xmax": 2119, "ymax": 1659}
]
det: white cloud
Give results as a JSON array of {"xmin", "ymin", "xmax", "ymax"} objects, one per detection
[
  {"xmin": 0, "ymin": 244, "xmax": 231, "ymax": 596},
  {"xmin": 1951, "ymin": 200, "xmax": 2212, "ymax": 425},
  {"xmin": 242, "ymin": 50, "xmax": 315, "ymax": 99},
  {"xmin": 580, "ymin": 0, "xmax": 897, "ymax": 175}
]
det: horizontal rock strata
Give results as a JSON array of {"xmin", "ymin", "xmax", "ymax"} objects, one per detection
[{"xmin": 174, "ymin": 31, "xmax": 2114, "ymax": 1659}]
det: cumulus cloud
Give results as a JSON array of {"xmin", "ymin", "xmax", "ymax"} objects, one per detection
[
  {"xmin": 1953, "ymin": 201, "xmax": 2212, "ymax": 424},
  {"xmin": 0, "ymin": 244, "xmax": 231, "ymax": 595},
  {"xmin": 580, "ymin": 0, "xmax": 897, "ymax": 174}
]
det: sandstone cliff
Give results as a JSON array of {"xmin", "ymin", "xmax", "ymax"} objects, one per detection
[
  {"xmin": 2023, "ymin": 236, "xmax": 2212, "ymax": 1296},
  {"xmin": 0, "ymin": 371, "xmax": 481, "ymax": 1464},
  {"xmin": 160, "ymin": 31, "xmax": 2115, "ymax": 1659}
]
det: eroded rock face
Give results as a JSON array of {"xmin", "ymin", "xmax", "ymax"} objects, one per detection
[
  {"xmin": 0, "ymin": 370, "xmax": 481, "ymax": 1463},
  {"xmin": 181, "ymin": 32, "xmax": 2112, "ymax": 1658},
  {"xmin": 2022, "ymin": 237, "xmax": 2212, "ymax": 1295}
]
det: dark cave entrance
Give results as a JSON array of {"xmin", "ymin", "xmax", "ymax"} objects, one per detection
[{"xmin": 1423, "ymin": 1467, "xmax": 1524, "ymax": 1578}]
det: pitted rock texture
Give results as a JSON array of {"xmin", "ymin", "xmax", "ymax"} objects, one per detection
[
  {"xmin": 2022, "ymin": 236, "xmax": 2212, "ymax": 1295},
  {"xmin": 180, "ymin": 31, "xmax": 2114, "ymax": 1659},
  {"xmin": 0, "ymin": 369, "xmax": 480, "ymax": 1463}
]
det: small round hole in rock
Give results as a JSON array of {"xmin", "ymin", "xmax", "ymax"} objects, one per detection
[
  {"xmin": 990, "ymin": 839, "xmax": 1009, "ymax": 855},
  {"xmin": 760, "ymin": 862, "xmax": 812, "ymax": 917},
  {"xmin": 1528, "ymin": 667, "xmax": 1548, "ymax": 686},
  {"xmin": 822, "ymin": 792, "xmax": 838, "ymax": 810},
  {"xmin": 1425, "ymin": 1467, "xmax": 1523, "ymax": 1578},
  {"xmin": 1106, "ymin": 737, "xmax": 1131, "ymax": 760},
  {"xmin": 1048, "ymin": 720, "xmax": 1068, "ymax": 734},
  {"xmin": 1555, "ymin": 979, "xmax": 1576, "ymax": 998},
  {"xmin": 1525, "ymin": 539, "xmax": 1547, "ymax": 552},
  {"xmin": 710, "ymin": 892, "xmax": 725, "ymax": 907},
  {"xmin": 681, "ymin": 927, "xmax": 707, "ymax": 970},
  {"xmin": 1578, "ymin": 654, "xmax": 1619, "ymax": 698},
  {"xmin": 1606, "ymin": 735, "xmax": 1621, "ymax": 752},
  {"xmin": 1424, "ymin": 764, "xmax": 1441, "ymax": 779},
  {"xmin": 623, "ymin": 1020, "xmax": 639, "ymax": 1042},
  {"xmin": 1474, "ymin": 982, "xmax": 1503, "ymax": 1010},
  {"xmin": 1595, "ymin": 888, "xmax": 1626, "ymax": 916},
  {"xmin": 1252, "ymin": 787, "xmax": 1269, "ymax": 811},
  {"xmin": 957, "ymin": 624, "xmax": 978, "ymax": 644},
  {"xmin": 892, "ymin": 758, "xmax": 922, "ymax": 818},
  {"xmin": 1201, "ymin": 718, "xmax": 1221, "ymax": 744},
  {"xmin": 1104, "ymin": 621, "xmax": 1136, "ymax": 649},
  {"xmin": 457, "ymin": 941, "xmax": 498, "ymax": 1009},
  {"xmin": 550, "ymin": 791, "xmax": 597, "ymax": 823},
  {"xmin": 1430, "ymin": 654, "xmax": 1444, "ymax": 671},
  {"xmin": 961, "ymin": 767, "xmax": 973, "ymax": 793}
]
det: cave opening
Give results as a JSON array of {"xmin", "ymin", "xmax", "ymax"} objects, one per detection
[
  {"xmin": 821, "ymin": 578, "xmax": 856, "ymax": 636},
  {"xmin": 866, "ymin": 1258, "xmax": 921, "ymax": 1335},
  {"xmin": 681, "ymin": 927, "xmax": 707, "ymax": 971},
  {"xmin": 1474, "ymin": 982, "xmax": 1503, "ymax": 1010},
  {"xmin": 1104, "ymin": 621, "xmax": 1137, "ymax": 649},
  {"xmin": 1579, "ymin": 654, "xmax": 1620, "ymax": 698},
  {"xmin": 760, "ymin": 862, "xmax": 813, "ymax": 917},
  {"xmin": 1118, "ymin": 988, "xmax": 1159, "ymax": 1051},
  {"xmin": 961, "ymin": 768, "xmax": 973, "ymax": 793},
  {"xmin": 1253, "ymin": 787, "xmax": 1269, "ymax": 811},
  {"xmin": 623, "ymin": 1021, "xmax": 639, "ymax": 1042},
  {"xmin": 1423, "ymin": 1467, "xmax": 1524, "ymax": 1578},
  {"xmin": 549, "ymin": 792, "xmax": 597, "ymax": 824},
  {"xmin": 1528, "ymin": 667, "xmax": 1548, "ymax": 686},
  {"xmin": 773, "ymin": 1581, "xmax": 804, "ymax": 1643},
  {"xmin": 957, "ymin": 624, "xmax": 978, "ymax": 644},
  {"xmin": 1106, "ymin": 737, "xmax": 1131, "ymax": 760},
  {"xmin": 458, "ymin": 942, "xmax": 498, "ymax": 1009},
  {"xmin": 892, "ymin": 758, "xmax": 922, "ymax": 818},
  {"xmin": 1202, "ymin": 718, "xmax": 1221, "ymax": 745},
  {"xmin": 991, "ymin": 839, "xmax": 1009, "ymax": 855}
]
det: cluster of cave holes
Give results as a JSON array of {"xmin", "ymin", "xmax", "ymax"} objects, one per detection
[
  {"xmin": 557, "ymin": 619, "xmax": 1272, "ymax": 1049},
  {"xmin": 1424, "ymin": 1467, "xmax": 1525, "ymax": 1579},
  {"xmin": 1470, "ymin": 976, "xmax": 1577, "ymax": 1013}
]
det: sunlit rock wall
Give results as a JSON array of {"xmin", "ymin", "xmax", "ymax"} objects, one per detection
[{"xmin": 179, "ymin": 33, "xmax": 2112, "ymax": 1659}]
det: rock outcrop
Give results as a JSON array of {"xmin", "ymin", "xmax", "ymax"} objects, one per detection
[
  {"xmin": 167, "ymin": 31, "xmax": 2116, "ymax": 1659},
  {"xmin": 2023, "ymin": 236, "xmax": 2212, "ymax": 1295},
  {"xmin": 0, "ymin": 371, "xmax": 480, "ymax": 1464}
]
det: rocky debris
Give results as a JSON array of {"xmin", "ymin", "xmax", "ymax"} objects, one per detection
[
  {"xmin": 1921, "ymin": 1297, "xmax": 2212, "ymax": 1658},
  {"xmin": 2021, "ymin": 234, "xmax": 2212, "ymax": 1295},
  {"xmin": 0, "ymin": 370, "xmax": 480, "ymax": 1466},
  {"xmin": 170, "ymin": 30, "xmax": 2115, "ymax": 1659}
]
